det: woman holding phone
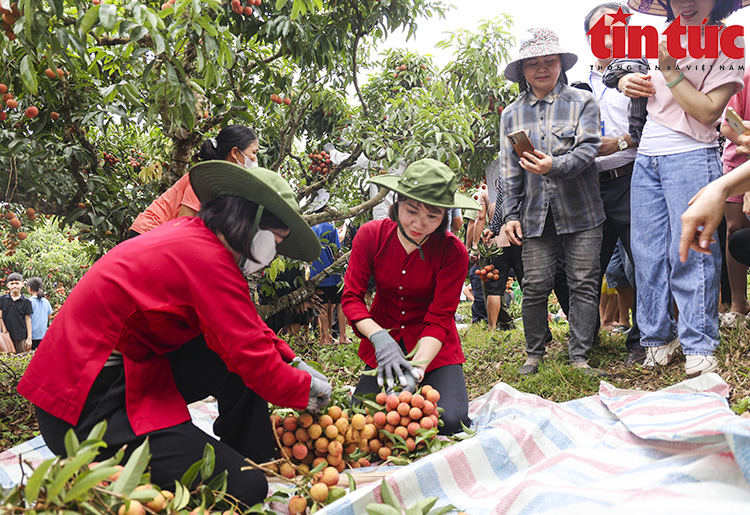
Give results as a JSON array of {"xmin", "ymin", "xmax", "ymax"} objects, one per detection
[{"xmin": 499, "ymin": 28, "xmax": 605, "ymax": 376}]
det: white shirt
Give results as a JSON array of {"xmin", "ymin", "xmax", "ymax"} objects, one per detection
[{"xmin": 589, "ymin": 69, "xmax": 637, "ymax": 172}]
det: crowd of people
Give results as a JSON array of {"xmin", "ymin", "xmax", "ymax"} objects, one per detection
[{"xmin": 3, "ymin": 0, "xmax": 749, "ymax": 508}]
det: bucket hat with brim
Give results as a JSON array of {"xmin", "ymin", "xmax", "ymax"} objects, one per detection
[
  {"xmin": 189, "ymin": 161, "xmax": 321, "ymax": 263},
  {"xmin": 627, "ymin": 0, "xmax": 750, "ymax": 16},
  {"xmin": 369, "ymin": 158, "xmax": 480, "ymax": 211},
  {"xmin": 503, "ymin": 27, "xmax": 578, "ymax": 83}
]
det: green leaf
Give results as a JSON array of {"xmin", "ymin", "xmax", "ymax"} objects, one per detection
[
  {"xmin": 200, "ymin": 444, "xmax": 215, "ymax": 482},
  {"xmin": 110, "ymin": 438, "xmax": 151, "ymax": 495},
  {"xmin": 46, "ymin": 449, "xmax": 100, "ymax": 501},
  {"xmin": 379, "ymin": 480, "xmax": 401, "ymax": 509},
  {"xmin": 78, "ymin": 5, "xmax": 101, "ymax": 37},
  {"xmin": 63, "ymin": 465, "xmax": 120, "ymax": 501},
  {"xmin": 347, "ymin": 471, "xmax": 356, "ymax": 491},
  {"xmin": 411, "ymin": 497, "xmax": 438, "ymax": 513},
  {"xmin": 120, "ymin": 82, "xmax": 141, "ymax": 105},
  {"xmin": 84, "ymin": 421, "xmax": 108, "ymax": 443},
  {"xmin": 275, "ymin": 0, "xmax": 288, "ymax": 10},
  {"xmin": 64, "ymin": 427, "xmax": 80, "ymax": 457},
  {"xmin": 180, "ymin": 458, "xmax": 204, "ymax": 488},
  {"xmin": 150, "ymin": 29, "xmax": 166, "ymax": 55},
  {"xmin": 19, "ymin": 55, "xmax": 38, "ymax": 95},
  {"xmin": 99, "ymin": 3, "xmax": 117, "ymax": 30},
  {"xmin": 24, "ymin": 458, "xmax": 55, "ymax": 503},
  {"xmin": 172, "ymin": 481, "xmax": 191, "ymax": 511},
  {"xmin": 366, "ymin": 505, "xmax": 402, "ymax": 515}
]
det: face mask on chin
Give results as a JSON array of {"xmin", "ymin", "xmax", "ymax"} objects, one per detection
[
  {"xmin": 240, "ymin": 229, "xmax": 277, "ymax": 275},
  {"xmin": 244, "ymin": 156, "xmax": 258, "ymax": 168}
]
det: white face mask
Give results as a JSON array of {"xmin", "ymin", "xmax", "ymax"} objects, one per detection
[
  {"xmin": 239, "ymin": 150, "xmax": 258, "ymax": 169},
  {"xmin": 241, "ymin": 229, "xmax": 277, "ymax": 275}
]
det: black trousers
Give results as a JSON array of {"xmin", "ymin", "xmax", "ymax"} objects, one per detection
[
  {"xmin": 554, "ymin": 173, "xmax": 642, "ymax": 352},
  {"xmin": 354, "ymin": 362, "xmax": 470, "ymax": 435},
  {"xmin": 729, "ymin": 228, "xmax": 750, "ymax": 267},
  {"xmin": 36, "ymin": 336, "xmax": 274, "ymax": 509}
]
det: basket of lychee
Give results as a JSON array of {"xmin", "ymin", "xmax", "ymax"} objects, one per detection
[
  {"xmin": 261, "ymin": 386, "xmax": 447, "ymax": 510},
  {"xmin": 308, "ymin": 150, "xmax": 333, "ymax": 176}
]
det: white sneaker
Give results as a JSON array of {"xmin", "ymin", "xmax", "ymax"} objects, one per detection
[
  {"xmin": 643, "ymin": 337, "xmax": 681, "ymax": 368},
  {"xmin": 685, "ymin": 355, "xmax": 718, "ymax": 377}
]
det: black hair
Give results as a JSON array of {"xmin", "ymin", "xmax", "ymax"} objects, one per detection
[
  {"xmin": 660, "ymin": 0, "xmax": 734, "ymax": 22},
  {"xmin": 584, "ymin": 2, "xmax": 632, "ymax": 32},
  {"xmin": 197, "ymin": 125, "xmax": 258, "ymax": 162},
  {"xmin": 198, "ymin": 195, "xmax": 287, "ymax": 262},
  {"xmin": 388, "ymin": 194, "xmax": 449, "ymax": 234},
  {"xmin": 7, "ymin": 272, "xmax": 22, "ymax": 283},
  {"xmin": 26, "ymin": 277, "xmax": 44, "ymax": 299},
  {"xmin": 517, "ymin": 59, "xmax": 569, "ymax": 94}
]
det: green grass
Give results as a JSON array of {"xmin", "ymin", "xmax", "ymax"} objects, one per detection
[{"xmin": 288, "ymin": 299, "xmax": 750, "ymax": 414}]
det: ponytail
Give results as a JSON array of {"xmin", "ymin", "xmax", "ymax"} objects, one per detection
[
  {"xmin": 196, "ymin": 125, "xmax": 257, "ymax": 162},
  {"xmin": 27, "ymin": 277, "xmax": 45, "ymax": 299}
]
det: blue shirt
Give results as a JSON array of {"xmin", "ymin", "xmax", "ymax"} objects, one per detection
[
  {"xmin": 30, "ymin": 296, "xmax": 53, "ymax": 340},
  {"xmin": 311, "ymin": 222, "xmax": 341, "ymax": 287},
  {"xmin": 500, "ymin": 82, "xmax": 605, "ymax": 237}
]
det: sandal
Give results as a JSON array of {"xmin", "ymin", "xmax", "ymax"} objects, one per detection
[{"xmin": 719, "ymin": 311, "xmax": 749, "ymax": 329}]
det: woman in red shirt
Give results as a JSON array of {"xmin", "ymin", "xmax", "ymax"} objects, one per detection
[
  {"xmin": 129, "ymin": 125, "xmax": 260, "ymax": 237},
  {"xmin": 19, "ymin": 162, "xmax": 328, "ymax": 509},
  {"xmin": 342, "ymin": 159, "xmax": 479, "ymax": 434}
]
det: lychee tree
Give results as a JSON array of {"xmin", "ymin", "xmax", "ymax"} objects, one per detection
[{"xmin": 0, "ymin": 0, "xmax": 448, "ymax": 246}]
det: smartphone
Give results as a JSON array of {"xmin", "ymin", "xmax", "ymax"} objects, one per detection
[
  {"xmin": 507, "ymin": 130, "xmax": 535, "ymax": 157},
  {"xmin": 726, "ymin": 107, "xmax": 750, "ymax": 136}
]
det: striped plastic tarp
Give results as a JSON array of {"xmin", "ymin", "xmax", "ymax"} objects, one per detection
[
  {"xmin": 3, "ymin": 375, "xmax": 749, "ymax": 514},
  {"xmin": 320, "ymin": 373, "xmax": 750, "ymax": 514}
]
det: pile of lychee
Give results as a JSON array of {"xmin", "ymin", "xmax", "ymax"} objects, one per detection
[
  {"xmin": 230, "ymin": 0, "xmax": 261, "ymax": 16},
  {"xmin": 475, "ymin": 264, "xmax": 500, "ymax": 282},
  {"xmin": 274, "ymin": 386, "xmax": 443, "ymax": 511},
  {"xmin": 307, "ymin": 150, "xmax": 332, "ymax": 175},
  {"xmin": 270, "ymin": 386, "xmax": 442, "ymax": 479}
]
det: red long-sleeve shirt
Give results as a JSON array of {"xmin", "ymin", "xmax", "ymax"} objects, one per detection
[
  {"xmin": 342, "ymin": 219, "xmax": 467, "ymax": 371},
  {"xmin": 18, "ymin": 217, "xmax": 310, "ymax": 435}
]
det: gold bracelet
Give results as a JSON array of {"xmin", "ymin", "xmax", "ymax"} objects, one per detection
[{"xmin": 666, "ymin": 72, "xmax": 685, "ymax": 88}]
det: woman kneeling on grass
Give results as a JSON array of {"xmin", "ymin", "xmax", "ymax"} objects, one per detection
[
  {"xmin": 18, "ymin": 162, "xmax": 331, "ymax": 509},
  {"xmin": 342, "ymin": 158, "xmax": 480, "ymax": 435}
]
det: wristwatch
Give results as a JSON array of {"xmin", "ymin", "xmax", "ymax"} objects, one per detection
[{"xmin": 617, "ymin": 135, "xmax": 628, "ymax": 151}]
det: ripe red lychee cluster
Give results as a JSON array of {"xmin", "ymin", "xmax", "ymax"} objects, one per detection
[
  {"xmin": 308, "ymin": 150, "xmax": 332, "ymax": 175},
  {"xmin": 230, "ymin": 0, "xmax": 262, "ymax": 16},
  {"xmin": 270, "ymin": 93, "xmax": 291, "ymax": 105},
  {"xmin": 475, "ymin": 264, "xmax": 500, "ymax": 282}
]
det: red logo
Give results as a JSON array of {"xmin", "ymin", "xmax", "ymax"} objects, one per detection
[{"xmin": 586, "ymin": 7, "xmax": 744, "ymax": 60}]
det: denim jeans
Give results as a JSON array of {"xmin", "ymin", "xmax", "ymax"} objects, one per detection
[
  {"xmin": 630, "ymin": 149, "xmax": 721, "ymax": 355},
  {"xmin": 521, "ymin": 221, "xmax": 602, "ymax": 362}
]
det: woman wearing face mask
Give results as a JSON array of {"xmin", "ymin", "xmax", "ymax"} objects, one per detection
[
  {"xmin": 128, "ymin": 125, "xmax": 259, "ymax": 237},
  {"xmin": 18, "ymin": 162, "xmax": 328, "ymax": 509},
  {"xmin": 342, "ymin": 159, "xmax": 479, "ymax": 435}
]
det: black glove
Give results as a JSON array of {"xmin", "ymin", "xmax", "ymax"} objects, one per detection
[
  {"xmin": 370, "ymin": 329, "xmax": 415, "ymax": 390},
  {"xmin": 307, "ymin": 374, "xmax": 332, "ymax": 413}
]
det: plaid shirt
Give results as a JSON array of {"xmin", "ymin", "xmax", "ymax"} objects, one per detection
[{"xmin": 500, "ymin": 82, "xmax": 605, "ymax": 237}]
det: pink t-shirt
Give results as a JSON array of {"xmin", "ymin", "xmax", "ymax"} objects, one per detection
[
  {"xmin": 722, "ymin": 69, "xmax": 750, "ymax": 170},
  {"xmin": 647, "ymin": 34, "xmax": 745, "ymax": 143},
  {"xmin": 130, "ymin": 174, "xmax": 201, "ymax": 235}
]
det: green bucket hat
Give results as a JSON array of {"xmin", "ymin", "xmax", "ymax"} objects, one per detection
[
  {"xmin": 369, "ymin": 158, "xmax": 480, "ymax": 211},
  {"xmin": 189, "ymin": 161, "xmax": 321, "ymax": 263}
]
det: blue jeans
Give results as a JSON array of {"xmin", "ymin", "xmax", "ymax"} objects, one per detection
[
  {"xmin": 521, "ymin": 221, "xmax": 602, "ymax": 362},
  {"xmin": 630, "ymin": 149, "xmax": 721, "ymax": 355}
]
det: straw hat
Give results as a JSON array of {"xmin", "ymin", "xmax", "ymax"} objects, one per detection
[
  {"xmin": 503, "ymin": 28, "xmax": 578, "ymax": 83},
  {"xmin": 189, "ymin": 161, "xmax": 321, "ymax": 262},
  {"xmin": 627, "ymin": 0, "xmax": 750, "ymax": 16}
]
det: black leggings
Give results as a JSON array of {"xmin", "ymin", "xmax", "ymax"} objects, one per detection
[
  {"xmin": 36, "ymin": 336, "xmax": 274, "ymax": 509},
  {"xmin": 354, "ymin": 363, "xmax": 470, "ymax": 435},
  {"xmin": 729, "ymin": 228, "xmax": 750, "ymax": 267}
]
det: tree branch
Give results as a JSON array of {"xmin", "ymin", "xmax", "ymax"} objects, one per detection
[
  {"xmin": 256, "ymin": 251, "xmax": 350, "ymax": 320},
  {"xmin": 303, "ymin": 187, "xmax": 386, "ymax": 226}
]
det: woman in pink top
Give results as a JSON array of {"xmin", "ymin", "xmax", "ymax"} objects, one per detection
[
  {"xmin": 128, "ymin": 125, "xmax": 260, "ymax": 237},
  {"xmin": 618, "ymin": 0, "xmax": 747, "ymax": 376},
  {"xmin": 719, "ymin": 69, "xmax": 750, "ymax": 326}
]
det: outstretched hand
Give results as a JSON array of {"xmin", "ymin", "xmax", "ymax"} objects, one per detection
[{"xmin": 679, "ymin": 185, "xmax": 724, "ymax": 262}]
